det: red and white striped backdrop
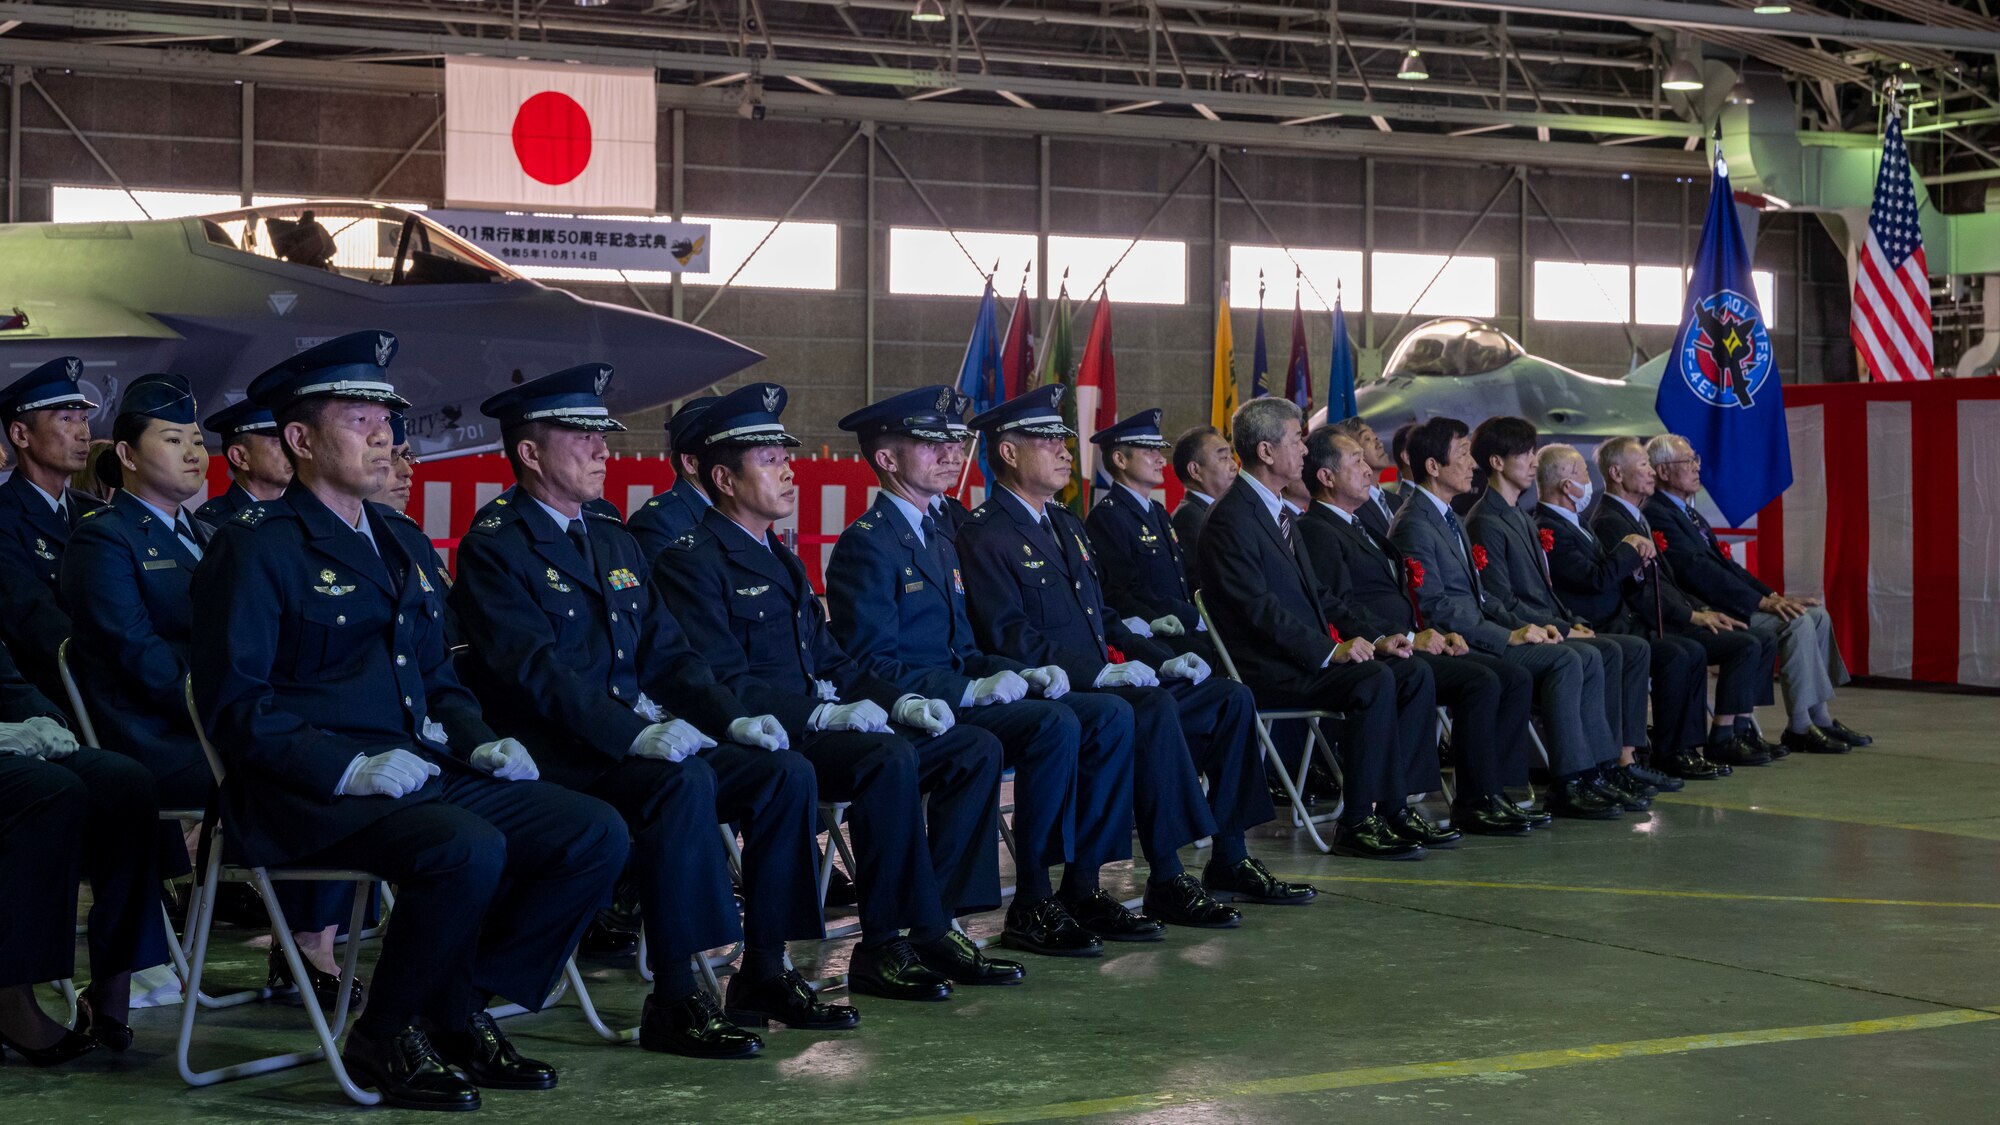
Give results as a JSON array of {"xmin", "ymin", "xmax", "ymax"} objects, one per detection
[{"xmin": 1746, "ymin": 378, "xmax": 2000, "ymax": 688}]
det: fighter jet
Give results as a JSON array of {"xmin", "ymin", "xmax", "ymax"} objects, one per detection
[
  {"xmin": 1309, "ymin": 317, "xmax": 1665, "ymax": 455},
  {"xmin": 0, "ymin": 201, "xmax": 762, "ymax": 457}
]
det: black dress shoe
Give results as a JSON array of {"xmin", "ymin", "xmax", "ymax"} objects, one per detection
[
  {"xmin": 848, "ymin": 939, "xmax": 952, "ymax": 1002},
  {"xmin": 1654, "ymin": 751, "xmax": 1722, "ymax": 781},
  {"xmin": 433, "ymin": 1011, "xmax": 557, "ymax": 1090},
  {"xmin": 1708, "ymin": 736, "xmax": 1772, "ymax": 767},
  {"xmin": 341, "ymin": 1023, "xmax": 481, "ymax": 1112},
  {"xmin": 578, "ymin": 916, "xmax": 640, "ymax": 958},
  {"xmin": 1385, "ymin": 807, "xmax": 1462, "ymax": 849},
  {"xmin": 0, "ymin": 1026, "xmax": 98, "ymax": 1068},
  {"xmin": 1201, "ymin": 856, "xmax": 1317, "ymax": 904},
  {"xmin": 915, "ymin": 928, "xmax": 1026, "ymax": 985},
  {"xmin": 1623, "ymin": 760, "xmax": 1684, "ymax": 792},
  {"xmin": 1610, "ymin": 765, "xmax": 1660, "ymax": 797},
  {"xmin": 639, "ymin": 990, "xmax": 764, "ymax": 1058},
  {"xmin": 1738, "ymin": 725, "xmax": 1787, "ymax": 759},
  {"xmin": 1451, "ymin": 795, "xmax": 1532, "ymax": 837},
  {"xmin": 724, "ymin": 968, "xmax": 861, "ymax": 1029},
  {"xmin": 1504, "ymin": 800, "xmax": 1554, "ymax": 829},
  {"xmin": 1009, "ymin": 894, "xmax": 1116, "ymax": 952},
  {"xmin": 1143, "ymin": 872, "xmax": 1244, "ymax": 928},
  {"xmin": 73, "ymin": 992, "xmax": 134, "ymax": 1052},
  {"xmin": 268, "ymin": 946, "xmax": 364, "ymax": 1012},
  {"xmin": 1056, "ymin": 890, "xmax": 1163, "ymax": 943},
  {"xmin": 1589, "ymin": 773, "xmax": 1651, "ymax": 812},
  {"xmin": 1330, "ymin": 814, "xmax": 1426, "ymax": 860},
  {"xmin": 1783, "ymin": 727, "xmax": 1851, "ymax": 755},
  {"xmin": 1822, "ymin": 720, "xmax": 1872, "ymax": 747},
  {"xmin": 1545, "ymin": 778, "xmax": 1621, "ymax": 820}
]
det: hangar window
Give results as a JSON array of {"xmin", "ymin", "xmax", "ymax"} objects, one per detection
[
  {"xmin": 53, "ymin": 186, "xmax": 306, "ymax": 223},
  {"xmin": 1533, "ymin": 261, "xmax": 1632, "ymax": 324},
  {"xmin": 890, "ymin": 228, "xmax": 1040, "ymax": 297},
  {"xmin": 516, "ymin": 215, "xmax": 839, "ymax": 290},
  {"xmin": 1225, "ymin": 246, "xmax": 1364, "ymax": 312},
  {"xmin": 1634, "ymin": 266, "xmax": 1777, "ymax": 326},
  {"xmin": 1047, "ymin": 235, "xmax": 1186, "ymax": 305},
  {"xmin": 1371, "ymin": 252, "xmax": 1497, "ymax": 318}
]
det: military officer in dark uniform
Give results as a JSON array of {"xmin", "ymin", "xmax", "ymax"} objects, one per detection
[
  {"xmin": 195, "ymin": 398, "xmax": 292, "ymax": 525},
  {"xmin": 0, "ymin": 357, "xmax": 105, "ymax": 707},
  {"xmin": 626, "ymin": 396, "xmax": 720, "ymax": 568},
  {"xmin": 452, "ymin": 364, "xmax": 847, "ymax": 1058},
  {"xmin": 1167, "ymin": 424, "xmax": 1235, "ymax": 561},
  {"xmin": 1085, "ymin": 410, "xmax": 1209, "ymax": 650},
  {"xmin": 191, "ymin": 332, "xmax": 629, "ymax": 1112},
  {"xmin": 826, "ymin": 386, "xmax": 1148, "ymax": 954},
  {"xmin": 957, "ymin": 386, "xmax": 1310, "ymax": 922},
  {"xmin": 655, "ymin": 383, "xmax": 1022, "ymax": 1003}
]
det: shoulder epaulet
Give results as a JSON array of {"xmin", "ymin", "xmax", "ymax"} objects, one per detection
[
  {"xmin": 78, "ymin": 506, "xmax": 104, "ymax": 521},
  {"xmin": 233, "ymin": 504, "xmax": 271, "ymax": 527},
  {"xmin": 585, "ymin": 507, "xmax": 623, "ymax": 522},
  {"xmin": 669, "ymin": 530, "xmax": 700, "ymax": 551},
  {"xmin": 382, "ymin": 507, "xmax": 421, "ymax": 528},
  {"xmin": 966, "ymin": 502, "xmax": 997, "ymax": 525},
  {"xmin": 644, "ymin": 498, "xmax": 660, "ymax": 509}
]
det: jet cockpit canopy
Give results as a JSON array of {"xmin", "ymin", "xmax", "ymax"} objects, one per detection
[
  {"xmin": 1385, "ymin": 318, "xmax": 1525, "ymax": 379},
  {"xmin": 196, "ymin": 201, "xmax": 521, "ymax": 287}
]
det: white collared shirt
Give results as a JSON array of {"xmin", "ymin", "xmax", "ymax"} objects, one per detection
[
  {"xmin": 1609, "ymin": 493, "xmax": 1647, "ymax": 527},
  {"xmin": 882, "ymin": 490, "xmax": 931, "ymax": 546},
  {"xmin": 529, "ymin": 492, "xmax": 583, "ymax": 535},
  {"xmin": 1185, "ymin": 490, "xmax": 1215, "ymax": 508},
  {"xmin": 1414, "ymin": 484, "xmax": 1454, "ymax": 521},
  {"xmin": 1117, "ymin": 481, "xmax": 1155, "ymax": 512},
  {"xmin": 1320, "ymin": 499, "xmax": 1358, "ymax": 526},
  {"xmin": 1234, "ymin": 470, "xmax": 1286, "ymax": 528},
  {"xmin": 130, "ymin": 493, "xmax": 203, "ymax": 560},
  {"xmin": 997, "ymin": 485, "xmax": 1050, "ymax": 529},
  {"xmin": 1543, "ymin": 501, "xmax": 1586, "ymax": 535},
  {"xmin": 26, "ymin": 478, "xmax": 63, "ymax": 515}
]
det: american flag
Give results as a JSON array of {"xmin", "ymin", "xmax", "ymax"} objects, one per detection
[{"xmin": 1850, "ymin": 112, "xmax": 1933, "ymax": 382}]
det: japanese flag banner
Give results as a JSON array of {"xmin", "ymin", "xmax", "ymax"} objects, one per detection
[{"xmin": 445, "ymin": 58, "xmax": 657, "ymax": 214}]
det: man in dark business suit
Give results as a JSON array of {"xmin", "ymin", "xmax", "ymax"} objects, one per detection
[
  {"xmin": 195, "ymin": 398, "xmax": 292, "ymax": 525},
  {"xmin": 1296, "ymin": 425, "xmax": 1544, "ymax": 837},
  {"xmin": 1168, "ymin": 425, "xmax": 1234, "ymax": 562},
  {"xmin": 1390, "ymin": 417, "xmax": 1637, "ymax": 820},
  {"xmin": 1593, "ymin": 436, "xmax": 1781, "ymax": 768},
  {"xmin": 625, "ymin": 396, "xmax": 719, "ymax": 569},
  {"xmin": 1195, "ymin": 397, "xmax": 1438, "ymax": 858},
  {"xmin": 1644, "ymin": 434, "xmax": 1865, "ymax": 755},
  {"xmin": 1534, "ymin": 443, "xmax": 1722, "ymax": 781},
  {"xmin": 1324, "ymin": 417, "xmax": 1402, "ymax": 540},
  {"xmin": 1466, "ymin": 416, "xmax": 1679, "ymax": 798},
  {"xmin": 0, "ymin": 357, "xmax": 105, "ymax": 707}
]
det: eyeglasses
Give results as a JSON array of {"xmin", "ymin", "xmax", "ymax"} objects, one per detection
[
  {"xmin": 394, "ymin": 449, "xmax": 421, "ymax": 467},
  {"xmin": 1657, "ymin": 456, "xmax": 1701, "ymax": 469}
]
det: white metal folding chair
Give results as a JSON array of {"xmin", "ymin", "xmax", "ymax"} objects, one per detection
[{"xmin": 1193, "ymin": 593, "xmax": 1348, "ymax": 854}]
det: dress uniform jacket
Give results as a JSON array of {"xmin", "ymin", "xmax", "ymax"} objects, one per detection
[
  {"xmin": 60, "ymin": 492, "xmax": 215, "ymax": 805},
  {"xmin": 0, "ymin": 472, "xmax": 102, "ymax": 704},
  {"xmin": 1084, "ymin": 483, "xmax": 1201, "ymax": 633},
  {"xmin": 194, "ymin": 482, "xmax": 259, "ymax": 527},
  {"xmin": 626, "ymin": 477, "xmax": 709, "ymax": 570}
]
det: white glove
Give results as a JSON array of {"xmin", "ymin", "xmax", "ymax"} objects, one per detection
[
  {"xmin": 893, "ymin": 695, "xmax": 956, "ymax": 736},
  {"xmin": 728, "ymin": 715, "xmax": 790, "ymax": 751},
  {"xmin": 339, "ymin": 749, "xmax": 440, "ymax": 798},
  {"xmin": 1094, "ymin": 661, "xmax": 1159, "ymax": 689},
  {"xmin": 632, "ymin": 692, "xmax": 665, "ymax": 723},
  {"xmin": 421, "ymin": 717, "xmax": 449, "ymax": 746},
  {"xmin": 630, "ymin": 719, "xmax": 715, "ymax": 762},
  {"xmin": 1149, "ymin": 615, "xmax": 1186, "ymax": 637},
  {"xmin": 810, "ymin": 699, "xmax": 890, "ymax": 733},
  {"xmin": 813, "ymin": 679, "xmax": 840, "ymax": 703},
  {"xmin": 1160, "ymin": 652, "xmax": 1211, "ymax": 686},
  {"xmin": 470, "ymin": 737, "xmax": 540, "ymax": 781},
  {"xmin": 966, "ymin": 670, "xmax": 1029, "ymax": 707},
  {"xmin": 23, "ymin": 715, "xmax": 78, "ymax": 759},
  {"xmin": 0, "ymin": 723, "xmax": 38, "ymax": 757},
  {"xmin": 1020, "ymin": 665, "xmax": 1071, "ymax": 699},
  {"xmin": 1120, "ymin": 616, "xmax": 1154, "ymax": 637}
]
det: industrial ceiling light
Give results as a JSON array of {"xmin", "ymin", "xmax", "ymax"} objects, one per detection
[
  {"xmin": 1397, "ymin": 48, "xmax": 1429, "ymax": 81},
  {"xmin": 1751, "ymin": 3, "xmax": 1792, "ymax": 12},
  {"xmin": 1661, "ymin": 34, "xmax": 1704, "ymax": 91},
  {"xmin": 573, "ymin": 0, "xmax": 610, "ymax": 7},
  {"xmin": 911, "ymin": 0, "xmax": 947, "ymax": 22},
  {"xmin": 1727, "ymin": 78, "xmax": 1755, "ymax": 104}
]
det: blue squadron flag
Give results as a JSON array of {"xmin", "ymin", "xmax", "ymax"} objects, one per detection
[
  {"xmin": 957, "ymin": 276, "xmax": 1005, "ymax": 484},
  {"xmin": 1327, "ymin": 284, "xmax": 1360, "ymax": 421}
]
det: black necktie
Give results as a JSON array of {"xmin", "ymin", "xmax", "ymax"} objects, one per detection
[
  {"xmin": 175, "ymin": 514, "xmax": 202, "ymax": 559},
  {"xmin": 568, "ymin": 520, "xmax": 594, "ymax": 575}
]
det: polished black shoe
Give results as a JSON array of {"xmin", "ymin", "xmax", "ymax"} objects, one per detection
[
  {"xmin": 848, "ymin": 939, "xmax": 953, "ymax": 1002},
  {"xmin": 1201, "ymin": 856, "xmax": 1317, "ymax": 904},
  {"xmin": 341, "ymin": 1023, "xmax": 481, "ymax": 1112},
  {"xmin": 1010, "ymin": 894, "xmax": 1116, "ymax": 952},
  {"xmin": 1822, "ymin": 720, "xmax": 1872, "ymax": 747},
  {"xmin": 915, "ymin": 928, "xmax": 1026, "ymax": 985},
  {"xmin": 1624, "ymin": 760, "xmax": 1684, "ymax": 792},
  {"xmin": 1589, "ymin": 773, "xmax": 1651, "ymax": 812},
  {"xmin": 268, "ymin": 946, "xmax": 364, "ymax": 1012},
  {"xmin": 578, "ymin": 916, "xmax": 640, "ymax": 958},
  {"xmin": 1738, "ymin": 725, "xmax": 1787, "ymax": 759},
  {"xmin": 1331, "ymin": 814, "xmax": 1426, "ymax": 860},
  {"xmin": 433, "ymin": 1011, "xmax": 557, "ymax": 1090},
  {"xmin": 1143, "ymin": 873, "xmax": 1244, "ymax": 927},
  {"xmin": 1058, "ymin": 890, "xmax": 1165, "ymax": 943},
  {"xmin": 1610, "ymin": 765, "xmax": 1660, "ymax": 797},
  {"xmin": 1654, "ymin": 750, "xmax": 1722, "ymax": 781},
  {"xmin": 1504, "ymin": 799, "xmax": 1554, "ymax": 829},
  {"xmin": 639, "ymin": 990, "xmax": 764, "ymax": 1058},
  {"xmin": 0, "ymin": 1026, "xmax": 98, "ymax": 1068},
  {"xmin": 1385, "ymin": 807, "xmax": 1462, "ymax": 849},
  {"xmin": 1783, "ymin": 726, "xmax": 1851, "ymax": 755},
  {"xmin": 1451, "ymin": 795, "xmax": 1533, "ymax": 837},
  {"xmin": 1708, "ymin": 736, "xmax": 1772, "ymax": 767},
  {"xmin": 73, "ymin": 992, "xmax": 134, "ymax": 1053},
  {"xmin": 1545, "ymin": 778, "xmax": 1621, "ymax": 820},
  {"xmin": 725, "ymin": 968, "xmax": 861, "ymax": 1029}
]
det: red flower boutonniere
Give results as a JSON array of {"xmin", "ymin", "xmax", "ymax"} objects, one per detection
[
  {"xmin": 1405, "ymin": 559, "xmax": 1426, "ymax": 589},
  {"xmin": 1327, "ymin": 624, "xmax": 1343, "ymax": 643},
  {"xmin": 1652, "ymin": 531, "xmax": 1670, "ymax": 554},
  {"xmin": 1719, "ymin": 541, "xmax": 1733, "ymax": 561},
  {"xmin": 1539, "ymin": 528, "xmax": 1555, "ymax": 553},
  {"xmin": 1107, "ymin": 644, "xmax": 1126, "ymax": 664},
  {"xmin": 1471, "ymin": 544, "xmax": 1489, "ymax": 571}
]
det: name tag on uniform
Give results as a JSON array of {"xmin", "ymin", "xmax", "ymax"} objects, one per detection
[
  {"xmin": 142, "ymin": 559, "xmax": 179, "ymax": 571},
  {"xmin": 903, "ymin": 580, "xmax": 925, "ymax": 593}
]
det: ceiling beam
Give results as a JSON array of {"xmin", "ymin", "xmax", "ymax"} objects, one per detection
[{"xmin": 1405, "ymin": 0, "xmax": 2000, "ymax": 55}]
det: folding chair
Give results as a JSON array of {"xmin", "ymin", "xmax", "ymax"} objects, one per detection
[
  {"xmin": 179, "ymin": 680, "xmax": 381, "ymax": 1105},
  {"xmin": 1193, "ymin": 593, "xmax": 1348, "ymax": 854}
]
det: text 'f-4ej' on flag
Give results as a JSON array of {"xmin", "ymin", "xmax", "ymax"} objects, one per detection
[{"xmin": 445, "ymin": 59, "xmax": 657, "ymax": 214}]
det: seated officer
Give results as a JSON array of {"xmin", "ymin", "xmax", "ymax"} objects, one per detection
[
  {"xmin": 1466, "ymin": 417, "xmax": 1679, "ymax": 799},
  {"xmin": 626, "ymin": 396, "xmax": 719, "ymax": 568},
  {"xmin": 453, "ymin": 365, "xmax": 845, "ymax": 1058},
  {"xmin": 0, "ymin": 357, "xmax": 104, "ymax": 706},
  {"xmin": 1296, "ymin": 425, "xmax": 1545, "ymax": 838},
  {"xmin": 1644, "ymin": 434, "xmax": 1866, "ymax": 755},
  {"xmin": 195, "ymin": 398, "xmax": 292, "ymax": 525},
  {"xmin": 191, "ymin": 332, "xmax": 629, "ymax": 1112},
  {"xmin": 1389, "ymin": 418, "xmax": 1635, "ymax": 820},
  {"xmin": 1084, "ymin": 410, "xmax": 1207, "ymax": 649},
  {"xmin": 654, "ymin": 383, "xmax": 1022, "ymax": 1002},
  {"xmin": 63, "ymin": 374, "xmax": 362, "ymax": 1009},
  {"xmin": 0, "ymin": 633, "xmax": 169, "ymax": 1063},
  {"xmin": 1534, "ymin": 444, "xmax": 1722, "ymax": 781},
  {"xmin": 958, "ymin": 385, "xmax": 1309, "ymax": 920},
  {"xmin": 369, "ymin": 412, "xmax": 417, "ymax": 514},
  {"xmin": 1168, "ymin": 424, "xmax": 1235, "ymax": 561},
  {"xmin": 826, "ymin": 387, "xmax": 1143, "ymax": 953}
]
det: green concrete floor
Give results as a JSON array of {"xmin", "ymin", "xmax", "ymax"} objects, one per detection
[{"xmin": 7, "ymin": 684, "xmax": 2000, "ymax": 1123}]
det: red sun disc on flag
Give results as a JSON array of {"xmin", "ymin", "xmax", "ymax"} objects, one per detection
[{"xmin": 511, "ymin": 91, "xmax": 593, "ymax": 186}]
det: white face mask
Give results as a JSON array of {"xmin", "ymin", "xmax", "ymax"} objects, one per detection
[{"xmin": 1565, "ymin": 477, "xmax": 1593, "ymax": 510}]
